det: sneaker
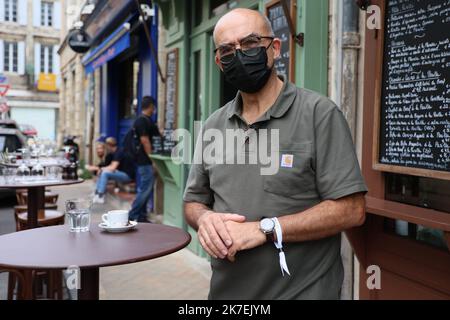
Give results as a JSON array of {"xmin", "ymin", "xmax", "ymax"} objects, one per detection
[
  {"xmin": 93, "ymin": 194, "xmax": 105, "ymax": 204},
  {"xmin": 97, "ymin": 195, "xmax": 105, "ymax": 204}
]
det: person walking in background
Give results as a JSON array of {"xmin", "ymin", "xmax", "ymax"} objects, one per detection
[
  {"xmin": 128, "ymin": 96, "xmax": 161, "ymax": 222},
  {"xmin": 93, "ymin": 137, "xmax": 136, "ymax": 204}
]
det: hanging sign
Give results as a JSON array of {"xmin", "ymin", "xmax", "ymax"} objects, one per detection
[{"xmin": 68, "ymin": 28, "xmax": 92, "ymax": 54}]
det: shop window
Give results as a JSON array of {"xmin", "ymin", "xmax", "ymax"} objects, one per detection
[
  {"xmin": 383, "ymin": 217, "xmax": 448, "ymax": 251},
  {"xmin": 384, "ymin": 173, "xmax": 450, "ymax": 250},
  {"xmin": 4, "ymin": 0, "xmax": 18, "ymax": 22},
  {"xmin": 385, "ymin": 173, "xmax": 450, "ymax": 214}
]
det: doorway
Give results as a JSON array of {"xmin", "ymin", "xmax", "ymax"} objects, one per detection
[
  {"xmin": 117, "ymin": 57, "xmax": 140, "ymax": 121},
  {"xmin": 112, "ymin": 54, "xmax": 140, "ymax": 145}
]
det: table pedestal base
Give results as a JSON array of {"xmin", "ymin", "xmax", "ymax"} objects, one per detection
[
  {"xmin": 27, "ymin": 187, "xmax": 45, "ymax": 229},
  {"xmin": 78, "ymin": 268, "xmax": 99, "ymax": 300}
]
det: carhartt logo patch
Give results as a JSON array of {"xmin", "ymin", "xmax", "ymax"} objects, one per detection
[{"xmin": 281, "ymin": 154, "xmax": 294, "ymax": 168}]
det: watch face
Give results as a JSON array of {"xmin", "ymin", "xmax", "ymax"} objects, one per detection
[{"xmin": 260, "ymin": 218, "xmax": 275, "ymax": 233}]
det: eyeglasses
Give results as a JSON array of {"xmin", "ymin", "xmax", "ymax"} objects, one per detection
[{"xmin": 214, "ymin": 34, "xmax": 274, "ymax": 64}]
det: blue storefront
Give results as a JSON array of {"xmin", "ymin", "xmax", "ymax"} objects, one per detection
[{"xmin": 81, "ymin": 0, "xmax": 158, "ymax": 144}]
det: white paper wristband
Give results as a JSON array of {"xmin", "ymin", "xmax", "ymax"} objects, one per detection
[{"xmin": 272, "ymin": 217, "xmax": 291, "ymax": 276}]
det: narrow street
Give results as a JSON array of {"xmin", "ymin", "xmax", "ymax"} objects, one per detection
[{"xmin": 0, "ymin": 181, "xmax": 211, "ymax": 300}]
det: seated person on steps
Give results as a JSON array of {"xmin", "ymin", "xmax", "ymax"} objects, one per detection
[
  {"xmin": 85, "ymin": 137, "xmax": 114, "ymax": 176},
  {"xmin": 93, "ymin": 137, "xmax": 136, "ymax": 204}
]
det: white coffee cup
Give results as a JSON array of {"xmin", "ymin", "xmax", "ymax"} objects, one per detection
[{"xmin": 102, "ymin": 210, "xmax": 129, "ymax": 227}]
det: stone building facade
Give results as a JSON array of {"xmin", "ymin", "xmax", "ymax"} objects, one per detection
[
  {"xmin": 58, "ymin": 0, "xmax": 101, "ymax": 164},
  {"xmin": 0, "ymin": 0, "xmax": 62, "ymax": 140}
]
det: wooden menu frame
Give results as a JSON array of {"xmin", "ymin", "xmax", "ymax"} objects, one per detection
[
  {"xmin": 371, "ymin": 1, "xmax": 450, "ymax": 181},
  {"xmin": 163, "ymin": 48, "xmax": 179, "ymax": 131},
  {"xmin": 347, "ymin": 0, "xmax": 450, "ymax": 300},
  {"xmin": 265, "ymin": 0, "xmax": 296, "ymax": 83}
]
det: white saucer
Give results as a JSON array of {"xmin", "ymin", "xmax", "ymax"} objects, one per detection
[{"xmin": 98, "ymin": 221, "xmax": 138, "ymax": 233}]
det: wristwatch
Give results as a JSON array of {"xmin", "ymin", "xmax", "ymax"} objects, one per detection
[{"xmin": 259, "ymin": 218, "xmax": 276, "ymax": 242}]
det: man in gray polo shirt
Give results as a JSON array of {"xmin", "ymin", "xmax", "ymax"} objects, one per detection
[{"xmin": 183, "ymin": 8, "xmax": 368, "ymax": 299}]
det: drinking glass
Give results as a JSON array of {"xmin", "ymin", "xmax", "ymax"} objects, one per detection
[
  {"xmin": 4, "ymin": 168, "xmax": 16, "ymax": 185},
  {"xmin": 66, "ymin": 199, "xmax": 92, "ymax": 232},
  {"xmin": 31, "ymin": 162, "xmax": 44, "ymax": 181},
  {"xmin": 47, "ymin": 166, "xmax": 60, "ymax": 180},
  {"xmin": 0, "ymin": 167, "xmax": 4, "ymax": 184},
  {"xmin": 22, "ymin": 148, "xmax": 31, "ymax": 166},
  {"xmin": 17, "ymin": 163, "xmax": 31, "ymax": 182},
  {"xmin": 56, "ymin": 151, "xmax": 66, "ymax": 165}
]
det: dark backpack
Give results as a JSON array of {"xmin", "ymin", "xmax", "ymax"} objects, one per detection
[{"xmin": 122, "ymin": 116, "xmax": 150, "ymax": 161}]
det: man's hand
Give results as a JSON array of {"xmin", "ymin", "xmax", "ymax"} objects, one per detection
[
  {"xmin": 197, "ymin": 211, "xmax": 246, "ymax": 259},
  {"xmin": 225, "ymin": 221, "xmax": 266, "ymax": 262}
]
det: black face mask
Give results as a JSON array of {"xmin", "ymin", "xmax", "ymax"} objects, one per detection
[{"xmin": 221, "ymin": 46, "xmax": 273, "ymax": 94}]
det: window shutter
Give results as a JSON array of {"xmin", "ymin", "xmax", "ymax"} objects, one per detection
[
  {"xmin": 18, "ymin": 0, "xmax": 27, "ymax": 25},
  {"xmin": 53, "ymin": 45, "xmax": 60, "ymax": 86},
  {"xmin": 53, "ymin": 1, "xmax": 61, "ymax": 29},
  {"xmin": 34, "ymin": 42, "xmax": 41, "ymax": 81},
  {"xmin": 18, "ymin": 41, "xmax": 25, "ymax": 75},
  {"xmin": 0, "ymin": 40, "xmax": 4, "ymax": 72},
  {"xmin": 33, "ymin": 0, "xmax": 41, "ymax": 27},
  {"xmin": 0, "ymin": 0, "xmax": 5, "ymax": 22}
]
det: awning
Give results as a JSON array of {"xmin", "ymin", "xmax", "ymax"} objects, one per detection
[{"xmin": 82, "ymin": 22, "xmax": 131, "ymax": 74}]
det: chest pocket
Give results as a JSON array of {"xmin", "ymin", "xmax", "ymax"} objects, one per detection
[{"xmin": 263, "ymin": 142, "xmax": 316, "ymax": 198}]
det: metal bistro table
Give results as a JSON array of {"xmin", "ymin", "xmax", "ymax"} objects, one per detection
[
  {"xmin": 0, "ymin": 179, "xmax": 84, "ymax": 228},
  {"xmin": 0, "ymin": 224, "xmax": 191, "ymax": 300}
]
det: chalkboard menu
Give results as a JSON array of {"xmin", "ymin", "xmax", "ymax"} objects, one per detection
[
  {"xmin": 266, "ymin": 0, "xmax": 295, "ymax": 82},
  {"xmin": 151, "ymin": 136, "xmax": 163, "ymax": 154},
  {"xmin": 162, "ymin": 49, "xmax": 178, "ymax": 155},
  {"xmin": 376, "ymin": 0, "xmax": 450, "ymax": 178},
  {"xmin": 162, "ymin": 129, "xmax": 175, "ymax": 155}
]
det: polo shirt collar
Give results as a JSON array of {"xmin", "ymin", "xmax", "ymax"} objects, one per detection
[{"xmin": 226, "ymin": 75, "xmax": 297, "ymax": 121}]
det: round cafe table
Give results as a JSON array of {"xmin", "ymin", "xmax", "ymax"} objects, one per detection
[
  {"xmin": 0, "ymin": 179, "xmax": 83, "ymax": 229},
  {"xmin": 0, "ymin": 223, "xmax": 191, "ymax": 300}
]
